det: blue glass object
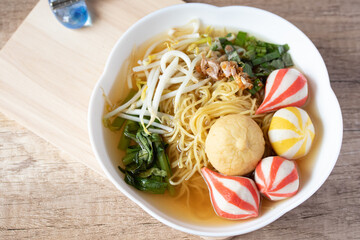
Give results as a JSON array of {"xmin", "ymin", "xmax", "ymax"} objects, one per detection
[{"xmin": 49, "ymin": 0, "xmax": 91, "ymax": 29}]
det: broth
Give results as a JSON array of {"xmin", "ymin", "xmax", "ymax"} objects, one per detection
[{"xmin": 103, "ymin": 29, "xmax": 322, "ymax": 225}]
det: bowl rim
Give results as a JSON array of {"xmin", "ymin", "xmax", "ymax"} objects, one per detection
[{"xmin": 88, "ymin": 3, "xmax": 343, "ymax": 237}]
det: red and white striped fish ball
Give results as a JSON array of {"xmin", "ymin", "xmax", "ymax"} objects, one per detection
[
  {"xmin": 256, "ymin": 68, "xmax": 308, "ymax": 114},
  {"xmin": 254, "ymin": 156, "xmax": 299, "ymax": 201},
  {"xmin": 201, "ymin": 167, "xmax": 260, "ymax": 220}
]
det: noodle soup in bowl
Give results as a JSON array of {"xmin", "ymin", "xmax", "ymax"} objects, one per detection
[{"xmin": 88, "ymin": 3, "xmax": 342, "ymax": 238}]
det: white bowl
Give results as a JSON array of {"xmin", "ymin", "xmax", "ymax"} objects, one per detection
[{"xmin": 88, "ymin": 3, "xmax": 342, "ymax": 238}]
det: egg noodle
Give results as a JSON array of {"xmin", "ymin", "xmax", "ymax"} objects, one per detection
[
  {"xmin": 104, "ymin": 19, "xmax": 273, "ymax": 200},
  {"xmin": 161, "ymin": 80, "xmax": 273, "ymax": 200}
]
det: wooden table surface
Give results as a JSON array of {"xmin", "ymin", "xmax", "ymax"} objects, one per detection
[{"xmin": 1, "ymin": 0, "xmax": 359, "ymax": 239}]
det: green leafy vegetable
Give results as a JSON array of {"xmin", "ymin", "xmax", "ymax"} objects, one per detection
[
  {"xmin": 242, "ymin": 63, "xmax": 254, "ymax": 77},
  {"xmin": 123, "ymin": 120, "xmax": 139, "ymax": 140},
  {"xmin": 117, "ymin": 120, "xmax": 138, "ymax": 150},
  {"xmin": 234, "ymin": 31, "xmax": 247, "ymax": 47},
  {"xmin": 252, "ymin": 51, "xmax": 281, "ymax": 66},
  {"xmin": 282, "ymin": 52, "xmax": 294, "ymax": 67},
  {"xmin": 270, "ymin": 59, "xmax": 285, "ymax": 69},
  {"xmin": 122, "ymin": 172, "xmax": 168, "ymax": 194},
  {"xmin": 108, "ymin": 117, "xmax": 126, "ymax": 131},
  {"xmin": 223, "ymin": 44, "xmax": 241, "ymax": 63},
  {"xmin": 249, "ymin": 78, "xmax": 264, "ymax": 95},
  {"xmin": 228, "ymin": 51, "xmax": 241, "ymax": 63},
  {"xmin": 243, "ymin": 49, "xmax": 256, "ymax": 61},
  {"xmin": 138, "ymin": 167, "xmax": 167, "ymax": 178},
  {"xmin": 255, "ymin": 46, "xmax": 267, "ymax": 57},
  {"xmin": 151, "ymin": 134, "xmax": 175, "ymax": 196},
  {"xmin": 122, "ymin": 146, "xmax": 140, "ymax": 165},
  {"xmin": 118, "ymin": 121, "xmax": 175, "ymax": 195},
  {"xmin": 219, "ymin": 37, "xmax": 232, "ymax": 49},
  {"xmin": 135, "ymin": 130, "xmax": 154, "ymax": 167},
  {"xmin": 218, "ymin": 31, "xmax": 294, "ymax": 85},
  {"xmin": 117, "ymin": 122, "xmax": 131, "ymax": 150}
]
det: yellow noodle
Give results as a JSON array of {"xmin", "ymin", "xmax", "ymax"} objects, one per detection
[{"xmin": 160, "ymin": 79, "xmax": 272, "ymax": 198}]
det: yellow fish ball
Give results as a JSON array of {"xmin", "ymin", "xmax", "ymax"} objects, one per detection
[{"xmin": 269, "ymin": 107, "xmax": 315, "ymax": 159}]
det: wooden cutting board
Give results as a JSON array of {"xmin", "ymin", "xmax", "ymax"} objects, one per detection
[{"xmin": 0, "ymin": 0, "xmax": 183, "ymax": 176}]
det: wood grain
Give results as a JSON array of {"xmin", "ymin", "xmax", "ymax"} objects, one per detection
[
  {"xmin": 0, "ymin": 0, "xmax": 39, "ymax": 47},
  {"xmin": 0, "ymin": 0, "xmax": 183, "ymax": 175},
  {"xmin": 1, "ymin": 0, "xmax": 359, "ymax": 239}
]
